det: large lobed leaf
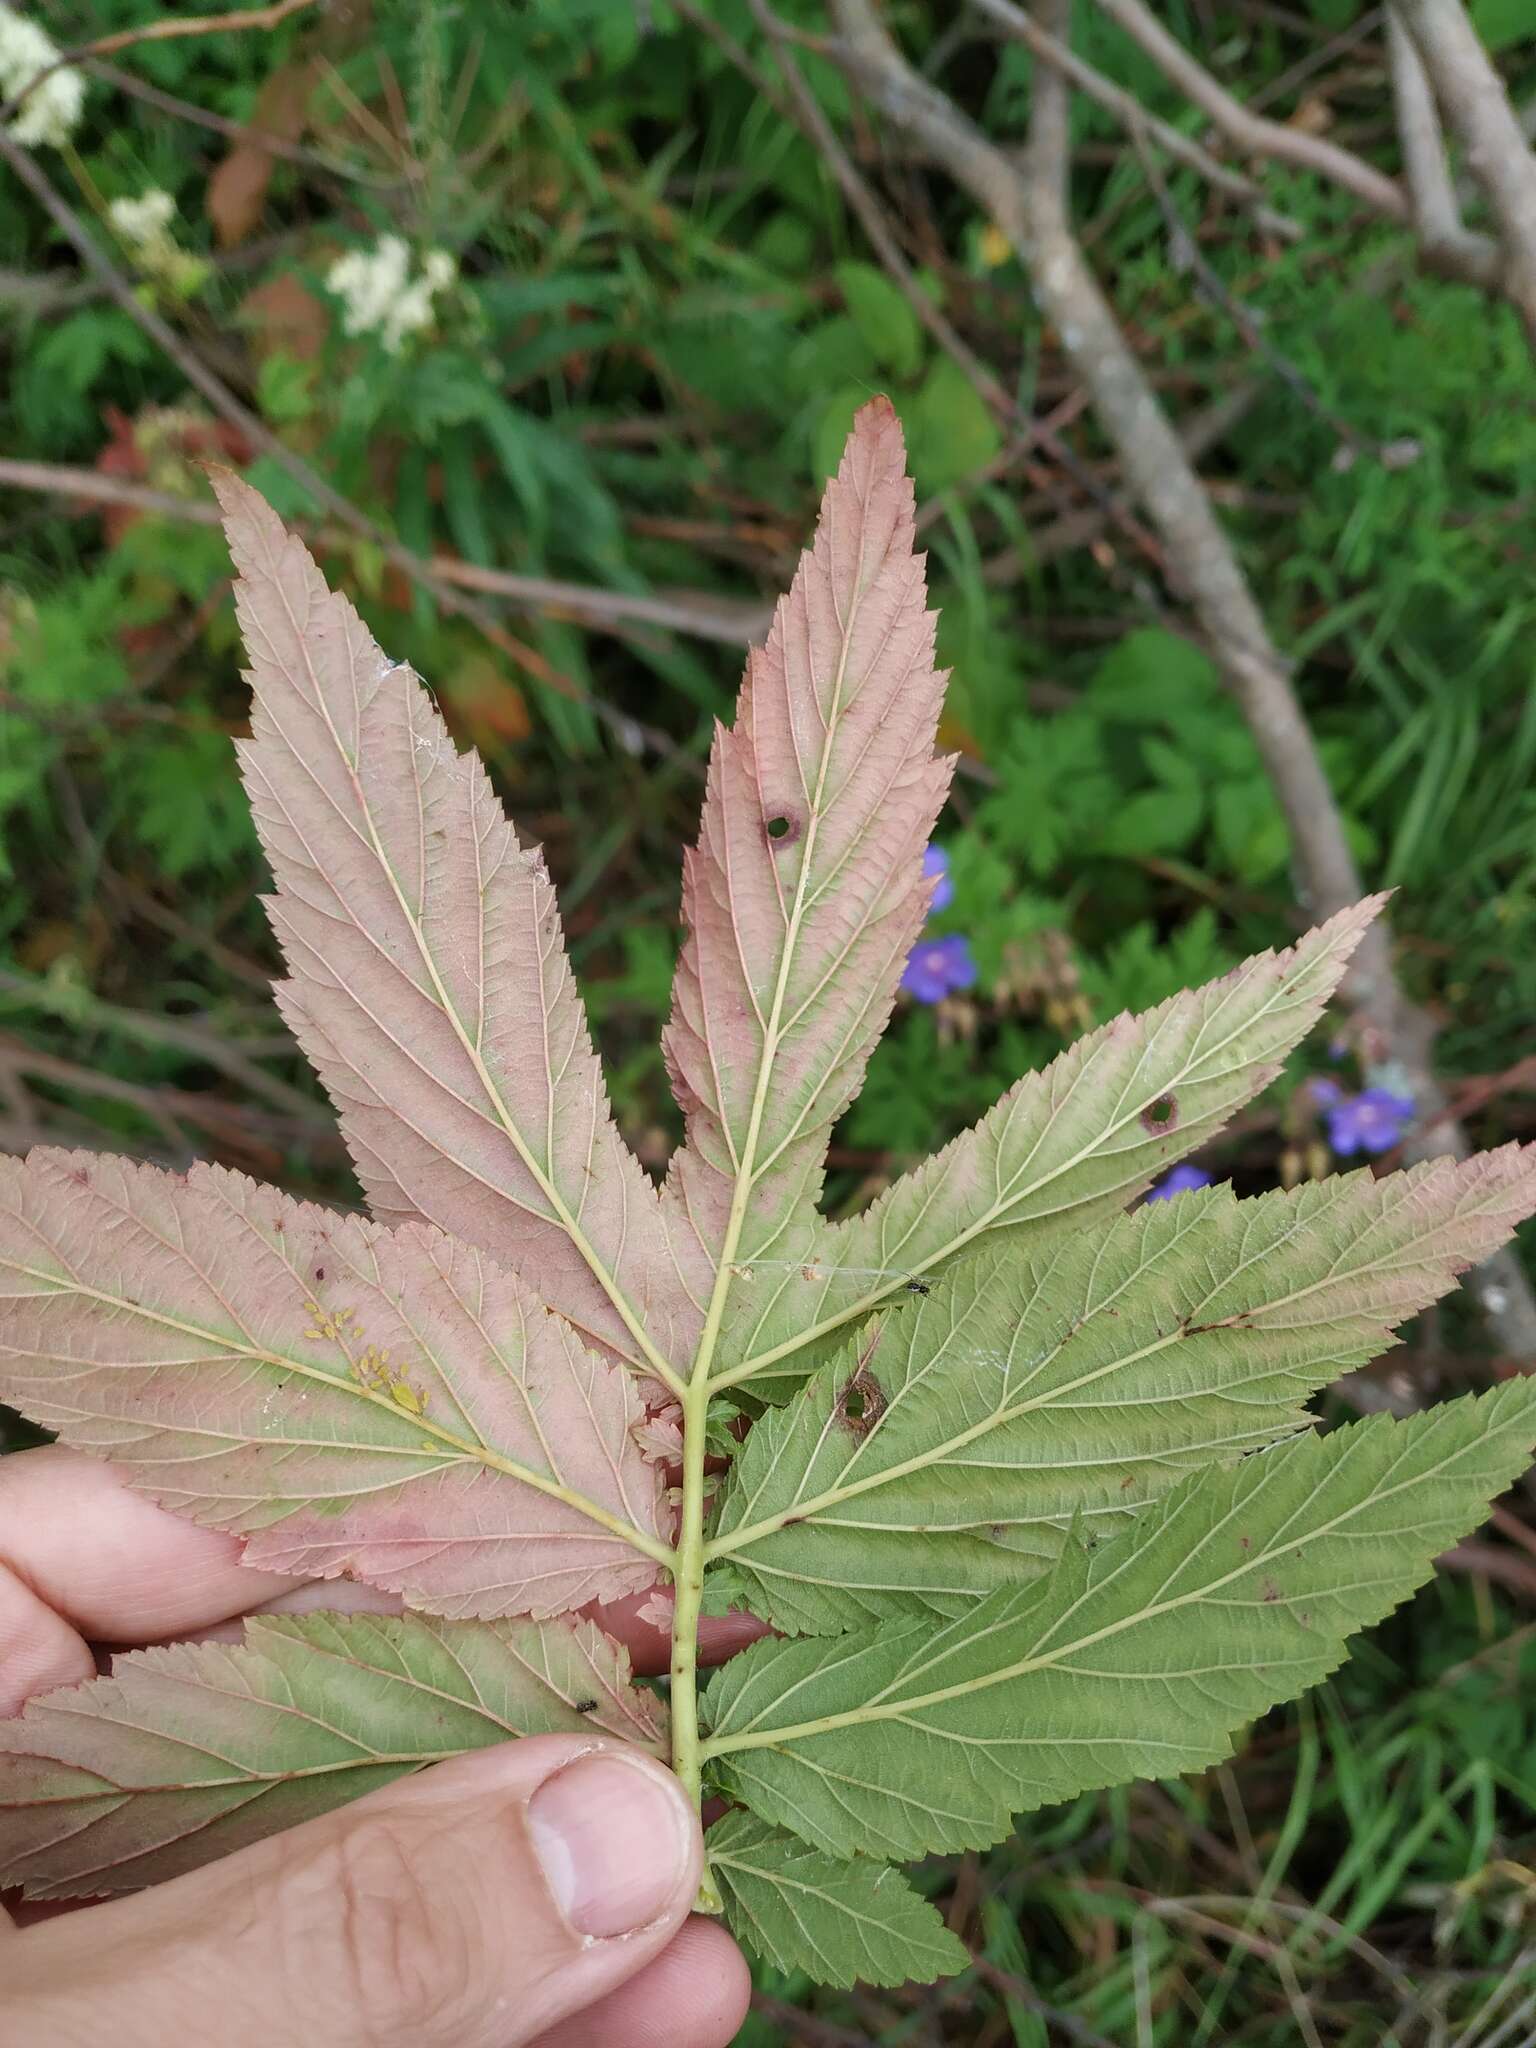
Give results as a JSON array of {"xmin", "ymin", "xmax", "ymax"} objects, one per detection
[
  {"xmin": 707, "ymin": 1149, "xmax": 1536, "ymax": 1632},
  {"xmin": 703, "ymin": 1384, "xmax": 1536, "ymax": 1859},
  {"xmin": 216, "ymin": 473, "xmax": 695, "ymax": 1378},
  {"xmin": 660, "ymin": 396, "xmax": 953, "ymax": 1290},
  {"xmin": 0, "ymin": 412, "xmax": 1532, "ymax": 1999},
  {"xmin": 0, "ymin": 1151, "xmax": 668, "ymax": 1617},
  {"xmin": 714, "ymin": 896, "xmax": 1383, "ymax": 1395},
  {"xmin": 0, "ymin": 1610, "xmax": 663, "ymax": 1899}
]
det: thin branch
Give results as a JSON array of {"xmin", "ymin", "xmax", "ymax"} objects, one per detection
[
  {"xmin": 0, "ymin": 0, "xmax": 317, "ymax": 126},
  {"xmin": 968, "ymin": 1957, "xmax": 1122, "ymax": 2048},
  {"xmin": 87, "ymin": 58, "xmax": 403, "ymax": 190},
  {"xmin": 682, "ymin": 0, "xmax": 1167, "ymax": 579},
  {"xmin": 1395, "ymin": 0, "xmax": 1536, "ymax": 350},
  {"xmin": 968, "ymin": 0, "xmax": 1304, "ymax": 240},
  {"xmin": 1387, "ymin": 11, "xmax": 1474, "ymax": 260},
  {"xmin": 0, "ymin": 968, "xmax": 320, "ymax": 1126},
  {"xmin": 823, "ymin": 0, "xmax": 1536, "ymax": 1366},
  {"xmin": 1130, "ymin": 130, "xmax": 1378, "ymax": 460},
  {"xmin": 0, "ymin": 130, "xmax": 704, "ymax": 762},
  {"xmin": 1091, "ymin": 0, "xmax": 1502, "ymax": 289},
  {"xmin": 0, "ymin": 456, "xmax": 767, "ymax": 648}
]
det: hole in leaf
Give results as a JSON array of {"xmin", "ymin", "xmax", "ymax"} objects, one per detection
[
  {"xmin": 1141, "ymin": 1094, "xmax": 1178, "ymax": 1133},
  {"xmin": 836, "ymin": 1366, "xmax": 887, "ymax": 1440},
  {"xmin": 764, "ymin": 811, "xmax": 799, "ymax": 847}
]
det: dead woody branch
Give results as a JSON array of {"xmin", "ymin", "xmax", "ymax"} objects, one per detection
[
  {"xmin": 1091, "ymin": 0, "xmax": 1503, "ymax": 292},
  {"xmin": 819, "ymin": 0, "xmax": 1536, "ymax": 1360},
  {"xmin": 1394, "ymin": 0, "xmax": 1536, "ymax": 351}
]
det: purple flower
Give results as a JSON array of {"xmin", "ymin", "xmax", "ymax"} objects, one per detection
[
  {"xmin": 1324, "ymin": 1086, "xmax": 1414, "ymax": 1157},
  {"xmin": 1307, "ymin": 1076, "xmax": 1345, "ymax": 1109},
  {"xmin": 901, "ymin": 932, "xmax": 976, "ymax": 1004},
  {"xmin": 1146, "ymin": 1163, "xmax": 1213, "ymax": 1203},
  {"xmin": 923, "ymin": 843, "xmax": 954, "ymax": 914}
]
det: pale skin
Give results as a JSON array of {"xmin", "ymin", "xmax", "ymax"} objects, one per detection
[{"xmin": 0, "ymin": 1447, "xmax": 763, "ymax": 2048}]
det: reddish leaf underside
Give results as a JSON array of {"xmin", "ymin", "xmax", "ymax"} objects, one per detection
[
  {"xmin": 215, "ymin": 472, "xmax": 698, "ymax": 1373},
  {"xmin": 661, "ymin": 398, "xmax": 954, "ymax": 1279},
  {"xmin": 0, "ymin": 1610, "xmax": 665, "ymax": 1899},
  {"xmin": 0, "ymin": 1151, "xmax": 667, "ymax": 1618}
]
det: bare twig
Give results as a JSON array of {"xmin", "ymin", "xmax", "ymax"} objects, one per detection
[
  {"xmin": 1439, "ymin": 1539, "xmax": 1536, "ymax": 1602},
  {"xmin": 1387, "ymin": 12, "xmax": 1475, "ymax": 265},
  {"xmin": 0, "ymin": 0, "xmax": 318, "ymax": 126},
  {"xmin": 823, "ymin": 0, "xmax": 1536, "ymax": 1364},
  {"xmin": 1250, "ymin": 6, "xmax": 1387, "ymax": 114},
  {"xmin": 0, "ymin": 131, "xmax": 707, "ymax": 762},
  {"xmin": 968, "ymin": 1957, "xmax": 1121, "ymax": 2048},
  {"xmin": 983, "ymin": 380, "xmax": 1265, "ymax": 578},
  {"xmin": 0, "ymin": 1037, "xmax": 342, "ymax": 1158},
  {"xmin": 86, "ymin": 58, "xmax": 402, "ymax": 189},
  {"xmin": 1394, "ymin": 0, "xmax": 1536, "ymax": 349},
  {"xmin": 0, "ymin": 456, "xmax": 768, "ymax": 649},
  {"xmin": 681, "ymin": 0, "xmax": 1166, "ymax": 575},
  {"xmin": 1130, "ymin": 130, "xmax": 1376, "ymax": 459},
  {"xmin": 0, "ymin": 968, "xmax": 319, "ymax": 1126},
  {"xmin": 748, "ymin": 1993, "xmax": 870, "ymax": 2047},
  {"xmin": 1092, "ymin": 0, "xmax": 1502, "ymax": 289},
  {"xmin": 968, "ymin": 0, "xmax": 1303, "ymax": 239}
]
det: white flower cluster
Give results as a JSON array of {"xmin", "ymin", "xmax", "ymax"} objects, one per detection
[
  {"xmin": 108, "ymin": 188, "xmax": 175, "ymax": 247},
  {"xmin": 325, "ymin": 235, "xmax": 457, "ymax": 354},
  {"xmin": 106, "ymin": 186, "xmax": 204, "ymax": 295},
  {"xmin": 0, "ymin": 5, "xmax": 85, "ymax": 149}
]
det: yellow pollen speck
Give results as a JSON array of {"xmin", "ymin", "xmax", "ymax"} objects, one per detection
[{"xmin": 978, "ymin": 222, "xmax": 1010, "ymax": 268}]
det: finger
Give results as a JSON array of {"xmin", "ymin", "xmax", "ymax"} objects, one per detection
[
  {"xmin": 586, "ymin": 1590, "xmax": 769, "ymax": 1677},
  {"xmin": 185, "ymin": 1577, "xmax": 407, "ymax": 1646},
  {"xmin": 0, "ymin": 1446, "xmax": 302, "ymax": 1647},
  {"xmin": 532, "ymin": 1917, "xmax": 752, "ymax": 2048},
  {"xmin": 0, "ymin": 1547, "xmax": 94, "ymax": 1716},
  {"xmin": 0, "ymin": 1451, "xmax": 768, "ymax": 1702},
  {"xmin": 9, "ymin": 1736, "xmax": 709, "ymax": 2048}
]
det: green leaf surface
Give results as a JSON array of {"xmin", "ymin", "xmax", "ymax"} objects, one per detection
[
  {"xmin": 835, "ymin": 260, "xmax": 925, "ymax": 378},
  {"xmin": 707, "ymin": 1151, "xmax": 1536, "ymax": 1633},
  {"xmin": 710, "ymin": 1809, "xmax": 967, "ymax": 1987},
  {"xmin": 714, "ymin": 898, "xmax": 1384, "ymax": 1396},
  {"xmin": 703, "ymin": 1386, "xmax": 1536, "ymax": 1859},
  {"xmin": 0, "ymin": 1610, "xmax": 664, "ymax": 1900}
]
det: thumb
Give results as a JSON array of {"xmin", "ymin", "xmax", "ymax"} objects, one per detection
[{"xmin": 11, "ymin": 1735, "xmax": 705, "ymax": 2048}]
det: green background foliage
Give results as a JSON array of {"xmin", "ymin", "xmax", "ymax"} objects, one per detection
[{"xmin": 2, "ymin": 0, "xmax": 1534, "ymax": 2036}]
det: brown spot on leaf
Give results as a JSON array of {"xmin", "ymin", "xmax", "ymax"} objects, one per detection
[
  {"xmin": 1239, "ymin": 1534, "xmax": 1251, "ymax": 1550},
  {"xmin": 1140, "ymin": 1094, "xmax": 1178, "ymax": 1133},
  {"xmin": 836, "ymin": 1366, "xmax": 887, "ymax": 1440},
  {"xmin": 314, "ymin": 1265, "xmax": 326, "ymax": 1281},
  {"xmin": 1261, "ymin": 1577, "xmax": 1281, "ymax": 1603}
]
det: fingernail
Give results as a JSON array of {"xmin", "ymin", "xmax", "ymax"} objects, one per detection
[{"xmin": 527, "ymin": 1752, "xmax": 694, "ymax": 1937}]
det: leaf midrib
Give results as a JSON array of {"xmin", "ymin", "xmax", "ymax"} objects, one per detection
[
  {"xmin": 710, "ymin": 1174, "xmax": 1423, "ymax": 1559},
  {"xmin": 714, "ymin": 942, "xmax": 1341, "ymax": 1390},
  {"xmin": 0, "ymin": 1255, "xmax": 673, "ymax": 1569},
  {"xmin": 253, "ymin": 576, "xmax": 684, "ymax": 1398},
  {"xmin": 700, "ymin": 1431, "xmax": 1467, "ymax": 1759}
]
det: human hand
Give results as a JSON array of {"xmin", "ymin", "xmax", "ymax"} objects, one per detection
[{"xmin": 0, "ymin": 1447, "xmax": 756, "ymax": 2048}]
